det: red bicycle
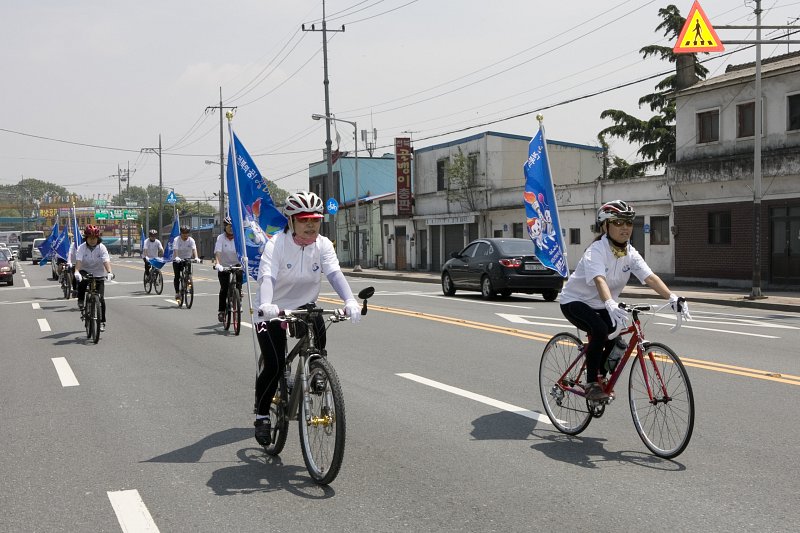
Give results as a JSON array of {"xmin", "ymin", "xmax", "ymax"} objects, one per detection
[{"xmin": 538, "ymin": 301, "xmax": 694, "ymax": 458}]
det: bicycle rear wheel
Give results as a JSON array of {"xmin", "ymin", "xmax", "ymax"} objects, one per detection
[
  {"xmin": 539, "ymin": 332, "xmax": 592, "ymax": 435},
  {"xmin": 185, "ymin": 277, "xmax": 194, "ymax": 309},
  {"xmin": 232, "ymin": 291, "xmax": 241, "ymax": 336},
  {"xmin": 263, "ymin": 378, "xmax": 289, "ymax": 456},
  {"xmin": 154, "ymin": 270, "xmax": 163, "ymax": 295},
  {"xmin": 91, "ymin": 294, "xmax": 101, "ymax": 344},
  {"xmin": 628, "ymin": 342, "xmax": 694, "ymax": 459},
  {"xmin": 299, "ymin": 357, "xmax": 346, "ymax": 485}
]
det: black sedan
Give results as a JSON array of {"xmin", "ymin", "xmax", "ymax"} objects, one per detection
[{"xmin": 441, "ymin": 238, "xmax": 564, "ymax": 301}]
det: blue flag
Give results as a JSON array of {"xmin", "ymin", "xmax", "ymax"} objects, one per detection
[
  {"xmin": 226, "ymin": 132, "xmax": 287, "ymax": 280},
  {"xmin": 140, "ymin": 225, "xmax": 146, "ymax": 258},
  {"xmin": 54, "ymin": 224, "xmax": 71, "ymax": 261},
  {"xmin": 156, "ymin": 217, "xmax": 181, "ymax": 267},
  {"xmin": 72, "ymin": 206, "xmax": 83, "ymax": 247},
  {"xmin": 37, "ymin": 222, "xmax": 59, "ymax": 266},
  {"xmin": 523, "ymin": 128, "xmax": 568, "ymax": 277}
]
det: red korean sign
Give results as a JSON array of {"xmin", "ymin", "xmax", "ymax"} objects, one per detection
[{"xmin": 395, "ymin": 137, "xmax": 412, "ymax": 216}]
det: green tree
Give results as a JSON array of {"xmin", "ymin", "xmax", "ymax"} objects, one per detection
[
  {"xmin": 446, "ymin": 148, "xmax": 484, "ymax": 212},
  {"xmin": 598, "ymin": 5, "xmax": 709, "ymax": 178}
]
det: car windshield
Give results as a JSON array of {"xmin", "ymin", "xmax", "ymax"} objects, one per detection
[
  {"xmin": 0, "ymin": 250, "xmax": 7, "ymax": 260},
  {"xmin": 496, "ymin": 239, "xmax": 537, "ymax": 256}
]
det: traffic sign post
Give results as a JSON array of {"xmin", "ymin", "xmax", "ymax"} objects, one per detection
[{"xmin": 673, "ymin": 1, "xmax": 724, "ymax": 53}]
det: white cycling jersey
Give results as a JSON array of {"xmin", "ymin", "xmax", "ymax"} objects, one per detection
[
  {"xmin": 75, "ymin": 242, "xmax": 110, "ymax": 277},
  {"xmin": 172, "ymin": 236, "xmax": 197, "ymax": 260},
  {"xmin": 142, "ymin": 238, "xmax": 163, "ymax": 259},
  {"xmin": 559, "ymin": 235, "xmax": 653, "ymax": 309},
  {"xmin": 214, "ymin": 233, "xmax": 239, "ymax": 267},
  {"xmin": 68, "ymin": 242, "xmax": 77, "ymax": 264}
]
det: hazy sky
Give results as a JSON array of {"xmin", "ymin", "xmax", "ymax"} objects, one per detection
[{"xmin": 1, "ymin": 0, "xmax": 794, "ymax": 203}]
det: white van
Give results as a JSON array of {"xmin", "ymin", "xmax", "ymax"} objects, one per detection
[{"xmin": 31, "ymin": 238, "xmax": 46, "ymax": 264}]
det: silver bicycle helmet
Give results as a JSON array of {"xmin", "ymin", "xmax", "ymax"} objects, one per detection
[
  {"xmin": 284, "ymin": 191, "xmax": 324, "ymax": 218},
  {"xmin": 597, "ymin": 200, "xmax": 635, "ymax": 225}
]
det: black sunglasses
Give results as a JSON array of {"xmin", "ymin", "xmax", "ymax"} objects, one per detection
[{"xmin": 609, "ymin": 219, "xmax": 634, "ymax": 227}]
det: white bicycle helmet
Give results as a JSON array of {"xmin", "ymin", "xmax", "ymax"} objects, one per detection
[
  {"xmin": 597, "ymin": 200, "xmax": 635, "ymax": 225},
  {"xmin": 284, "ymin": 191, "xmax": 324, "ymax": 218}
]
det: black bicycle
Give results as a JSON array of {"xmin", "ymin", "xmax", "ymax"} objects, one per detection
[
  {"xmin": 260, "ymin": 286, "xmax": 375, "ymax": 485},
  {"xmin": 143, "ymin": 261, "xmax": 164, "ymax": 294},
  {"xmin": 79, "ymin": 272, "xmax": 106, "ymax": 344},
  {"xmin": 59, "ymin": 264, "xmax": 74, "ymax": 300},
  {"xmin": 222, "ymin": 265, "xmax": 243, "ymax": 335},
  {"xmin": 174, "ymin": 258, "xmax": 199, "ymax": 309}
]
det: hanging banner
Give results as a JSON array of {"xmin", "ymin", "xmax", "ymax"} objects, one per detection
[{"xmin": 395, "ymin": 137, "xmax": 413, "ymax": 216}]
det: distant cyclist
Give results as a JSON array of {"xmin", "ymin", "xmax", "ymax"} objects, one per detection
[
  {"xmin": 559, "ymin": 200, "xmax": 691, "ymax": 402},
  {"xmin": 214, "ymin": 216, "xmax": 243, "ymax": 323},
  {"xmin": 141, "ymin": 229, "xmax": 164, "ymax": 280},
  {"xmin": 171, "ymin": 225, "xmax": 199, "ymax": 300},
  {"xmin": 73, "ymin": 225, "xmax": 115, "ymax": 332},
  {"xmin": 252, "ymin": 191, "xmax": 362, "ymax": 445}
]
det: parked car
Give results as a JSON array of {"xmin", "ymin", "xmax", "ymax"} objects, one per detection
[
  {"xmin": 441, "ymin": 238, "xmax": 564, "ymax": 301},
  {"xmin": 0, "ymin": 247, "xmax": 17, "ymax": 274},
  {"xmin": 31, "ymin": 237, "xmax": 46, "ymax": 264},
  {"xmin": 0, "ymin": 249, "xmax": 14, "ymax": 285}
]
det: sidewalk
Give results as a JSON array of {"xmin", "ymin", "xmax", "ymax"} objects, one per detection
[{"xmin": 344, "ymin": 268, "xmax": 800, "ymax": 314}]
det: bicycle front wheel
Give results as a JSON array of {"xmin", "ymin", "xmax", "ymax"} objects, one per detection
[
  {"xmin": 84, "ymin": 299, "xmax": 93, "ymax": 339},
  {"xmin": 185, "ymin": 278, "xmax": 194, "ymax": 309},
  {"xmin": 144, "ymin": 271, "xmax": 151, "ymax": 293},
  {"xmin": 263, "ymin": 378, "xmax": 289, "ymax": 456},
  {"xmin": 299, "ymin": 357, "xmax": 346, "ymax": 485},
  {"xmin": 629, "ymin": 342, "xmax": 694, "ymax": 459},
  {"xmin": 154, "ymin": 270, "xmax": 163, "ymax": 295},
  {"xmin": 91, "ymin": 294, "xmax": 101, "ymax": 344},
  {"xmin": 61, "ymin": 275, "xmax": 70, "ymax": 299},
  {"xmin": 539, "ymin": 332, "xmax": 592, "ymax": 435},
  {"xmin": 232, "ymin": 291, "xmax": 241, "ymax": 336}
]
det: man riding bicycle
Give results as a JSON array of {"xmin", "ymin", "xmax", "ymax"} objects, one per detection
[
  {"xmin": 171, "ymin": 225, "xmax": 199, "ymax": 300},
  {"xmin": 252, "ymin": 191, "xmax": 362, "ymax": 446},
  {"xmin": 142, "ymin": 229, "xmax": 164, "ymax": 278},
  {"xmin": 73, "ymin": 225, "xmax": 115, "ymax": 332},
  {"xmin": 214, "ymin": 216, "xmax": 243, "ymax": 323}
]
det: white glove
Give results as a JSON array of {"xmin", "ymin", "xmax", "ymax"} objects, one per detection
[
  {"xmin": 669, "ymin": 293, "xmax": 692, "ymax": 321},
  {"xmin": 66, "ymin": 262, "xmax": 72, "ymax": 268},
  {"xmin": 604, "ymin": 298, "xmax": 629, "ymax": 329},
  {"xmin": 106, "ymin": 272, "xmax": 115, "ymax": 281},
  {"xmin": 258, "ymin": 303, "xmax": 280, "ymax": 320},
  {"xmin": 344, "ymin": 299, "xmax": 361, "ymax": 325},
  {"xmin": 215, "ymin": 263, "xmax": 224, "ymax": 272},
  {"xmin": 73, "ymin": 271, "xmax": 82, "ymax": 283}
]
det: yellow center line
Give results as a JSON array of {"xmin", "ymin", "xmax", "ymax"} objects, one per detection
[{"xmin": 322, "ymin": 297, "xmax": 800, "ymax": 387}]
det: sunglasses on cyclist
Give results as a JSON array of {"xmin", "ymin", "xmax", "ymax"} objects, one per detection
[{"xmin": 609, "ymin": 219, "xmax": 634, "ymax": 227}]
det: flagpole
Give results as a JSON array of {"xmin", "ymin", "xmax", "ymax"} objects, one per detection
[
  {"xmin": 226, "ymin": 111, "xmax": 262, "ymax": 372},
  {"xmin": 536, "ymin": 114, "xmax": 570, "ymax": 275}
]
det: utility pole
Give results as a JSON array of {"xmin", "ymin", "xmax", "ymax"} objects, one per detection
[
  {"xmin": 141, "ymin": 135, "xmax": 163, "ymax": 236},
  {"xmin": 205, "ymin": 88, "xmax": 236, "ymax": 228},
  {"xmin": 302, "ymin": 0, "xmax": 345, "ymax": 246}
]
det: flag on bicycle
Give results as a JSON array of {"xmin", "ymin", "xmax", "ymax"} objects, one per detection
[
  {"xmin": 53, "ymin": 224, "xmax": 71, "ymax": 262},
  {"xmin": 37, "ymin": 221, "xmax": 59, "ymax": 266},
  {"xmin": 151, "ymin": 217, "xmax": 180, "ymax": 269},
  {"xmin": 522, "ymin": 124, "xmax": 569, "ymax": 277},
  {"xmin": 71, "ymin": 205, "xmax": 83, "ymax": 247},
  {"xmin": 226, "ymin": 131, "xmax": 287, "ymax": 280},
  {"xmin": 140, "ymin": 225, "xmax": 146, "ymax": 258}
]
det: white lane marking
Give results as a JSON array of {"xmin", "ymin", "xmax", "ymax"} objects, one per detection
[
  {"xmin": 396, "ymin": 373, "xmax": 551, "ymax": 425},
  {"xmin": 23, "ymin": 278, "xmax": 30, "ymax": 288},
  {"xmin": 107, "ymin": 489, "xmax": 160, "ymax": 533},
  {"xmin": 652, "ymin": 312, "xmax": 797, "ymax": 330},
  {"xmin": 654, "ymin": 322, "xmax": 779, "ymax": 339},
  {"xmin": 51, "ymin": 357, "xmax": 79, "ymax": 387},
  {"xmin": 497, "ymin": 313, "xmax": 571, "ymax": 326},
  {"xmin": 242, "ymin": 322, "xmax": 252, "ymax": 328},
  {"xmin": 32, "ymin": 303, "xmax": 41, "ymax": 310},
  {"xmin": 37, "ymin": 318, "xmax": 51, "ymax": 332}
]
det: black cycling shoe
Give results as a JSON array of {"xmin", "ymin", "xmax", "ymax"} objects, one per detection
[
  {"xmin": 217, "ymin": 312, "xmax": 225, "ymax": 323},
  {"xmin": 254, "ymin": 418, "xmax": 271, "ymax": 446}
]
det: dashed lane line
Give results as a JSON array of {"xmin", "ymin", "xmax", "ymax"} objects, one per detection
[
  {"xmin": 37, "ymin": 318, "xmax": 51, "ymax": 332},
  {"xmin": 51, "ymin": 357, "xmax": 79, "ymax": 387},
  {"xmin": 107, "ymin": 489, "xmax": 160, "ymax": 532}
]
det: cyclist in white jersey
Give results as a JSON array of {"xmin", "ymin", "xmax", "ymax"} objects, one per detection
[
  {"xmin": 73, "ymin": 225, "xmax": 115, "ymax": 332},
  {"xmin": 171, "ymin": 225, "xmax": 199, "ymax": 299},
  {"xmin": 252, "ymin": 191, "xmax": 361, "ymax": 446},
  {"xmin": 214, "ymin": 216, "xmax": 243, "ymax": 322},
  {"xmin": 141, "ymin": 229, "xmax": 164, "ymax": 280},
  {"xmin": 559, "ymin": 200, "xmax": 692, "ymax": 401}
]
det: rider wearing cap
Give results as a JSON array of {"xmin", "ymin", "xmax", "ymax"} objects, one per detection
[
  {"xmin": 172, "ymin": 225, "xmax": 199, "ymax": 300},
  {"xmin": 214, "ymin": 216, "xmax": 243, "ymax": 323},
  {"xmin": 251, "ymin": 191, "xmax": 362, "ymax": 446},
  {"xmin": 73, "ymin": 225, "xmax": 114, "ymax": 332},
  {"xmin": 559, "ymin": 200, "xmax": 691, "ymax": 402},
  {"xmin": 142, "ymin": 229, "xmax": 164, "ymax": 279}
]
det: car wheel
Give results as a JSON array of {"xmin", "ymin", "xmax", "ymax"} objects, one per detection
[
  {"xmin": 481, "ymin": 276, "xmax": 495, "ymax": 300},
  {"xmin": 499, "ymin": 289, "xmax": 512, "ymax": 298},
  {"xmin": 542, "ymin": 289, "xmax": 559, "ymax": 302},
  {"xmin": 441, "ymin": 272, "xmax": 456, "ymax": 296}
]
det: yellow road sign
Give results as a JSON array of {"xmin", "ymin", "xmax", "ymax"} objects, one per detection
[{"xmin": 674, "ymin": 0, "xmax": 724, "ymax": 53}]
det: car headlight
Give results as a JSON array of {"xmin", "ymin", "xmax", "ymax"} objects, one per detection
[{"xmin": 0, "ymin": 267, "xmax": 10, "ymax": 273}]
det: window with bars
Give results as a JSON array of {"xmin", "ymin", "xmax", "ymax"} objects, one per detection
[
  {"xmin": 697, "ymin": 109, "xmax": 720, "ymax": 143},
  {"xmin": 708, "ymin": 211, "xmax": 731, "ymax": 245},
  {"xmin": 649, "ymin": 216, "xmax": 670, "ymax": 245}
]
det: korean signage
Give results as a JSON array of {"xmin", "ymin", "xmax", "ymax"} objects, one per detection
[{"xmin": 395, "ymin": 137, "xmax": 413, "ymax": 216}]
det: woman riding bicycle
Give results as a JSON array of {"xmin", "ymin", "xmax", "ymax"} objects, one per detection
[
  {"xmin": 142, "ymin": 229, "xmax": 164, "ymax": 279},
  {"xmin": 214, "ymin": 216, "xmax": 243, "ymax": 323},
  {"xmin": 171, "ymin": 225, "xmax": 199, "ymax": 301},
  {"xmin": 559, "ymin": 200, "xmax": 691, "ymax": 402},
  {"xmin": 253, "ymin": 191, "xmax": 362, "ymax": 446},
  {"xmin": 73, "ymin": 225, "xmax": 114, "ymax": 332}
]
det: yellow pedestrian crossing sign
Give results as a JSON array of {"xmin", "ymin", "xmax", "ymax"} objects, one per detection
[{"xmin": 674, "ymin": 1, "xmax": 724, "ymax": 53}]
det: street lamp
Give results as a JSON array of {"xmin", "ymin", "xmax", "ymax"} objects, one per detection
[{"xmin": 311, "ymin": 113, "xmax": 361, "ymax": 272}]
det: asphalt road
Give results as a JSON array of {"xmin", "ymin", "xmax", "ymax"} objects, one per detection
[{"xmin": 2, "ymin": 258, "xmax": 799, "ymax": 532}]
